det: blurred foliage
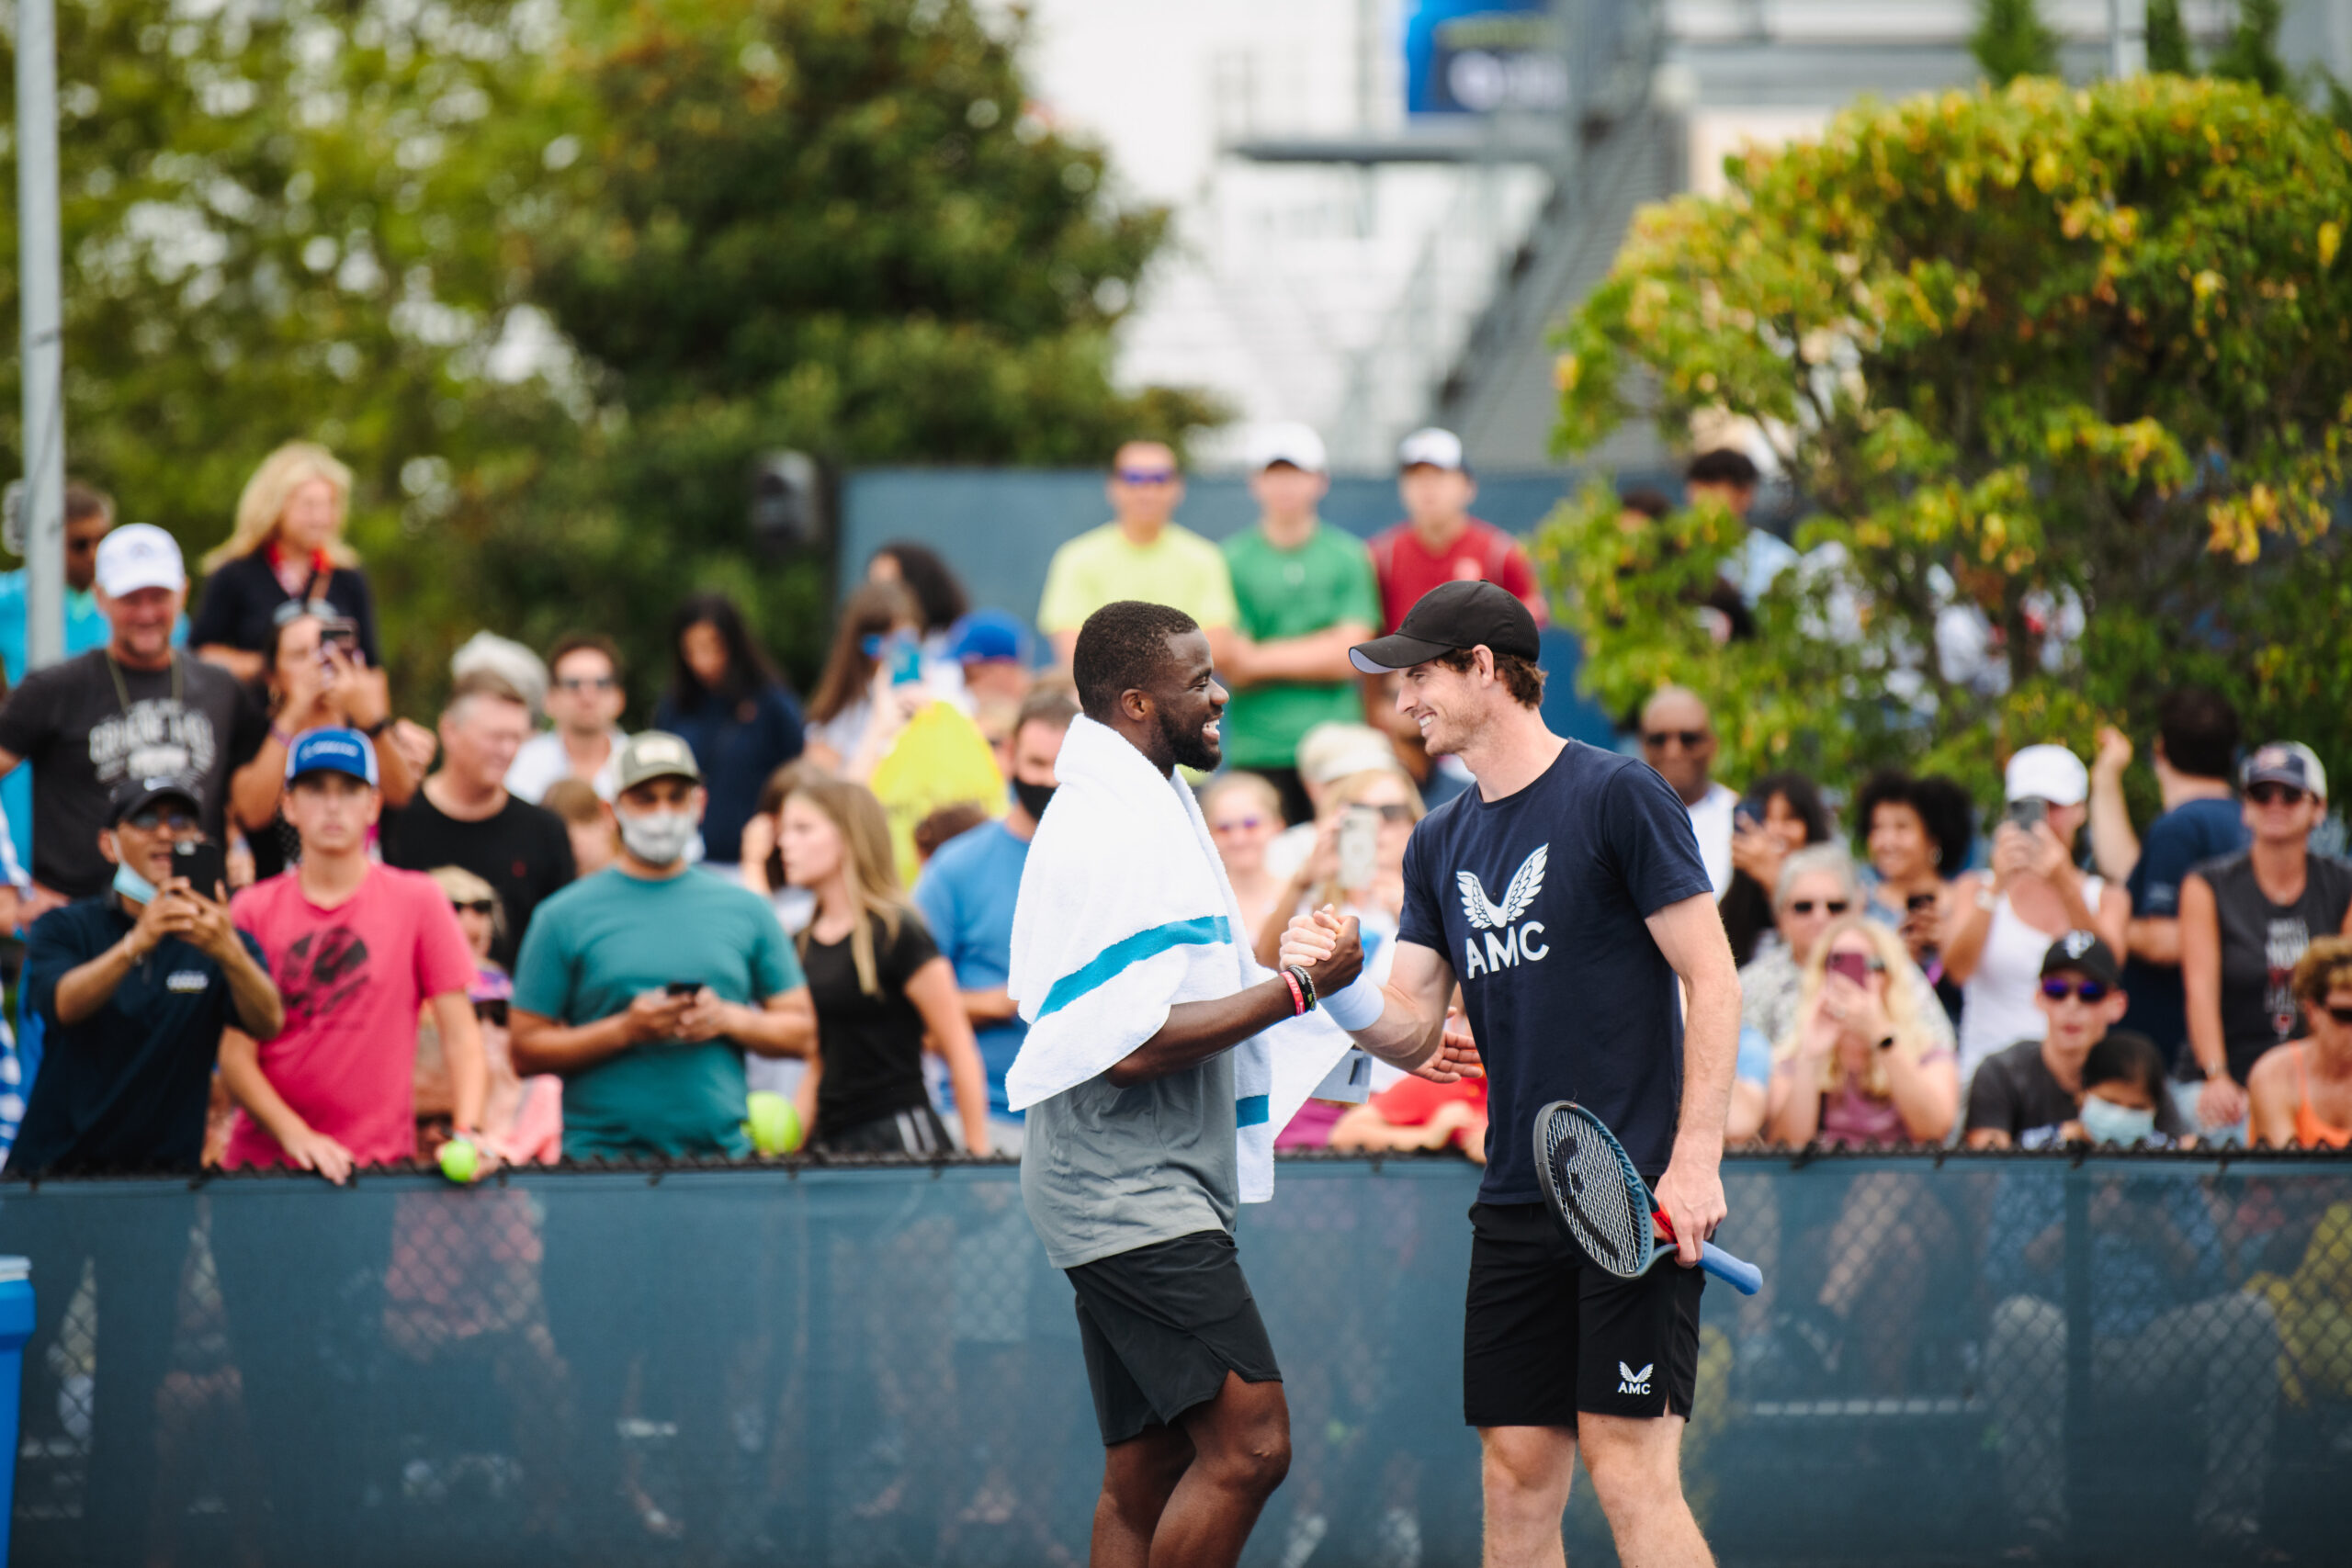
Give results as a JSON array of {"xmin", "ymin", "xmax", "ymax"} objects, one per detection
[
  {"xmin": 1536, "ymin": 77, "xmax": 2352, "ymax": 817},
  {"xmin": 1971, "ymin": 0, "xmax": 2060, "ymax": 87},
  {"xmin": 2145, "ymin": 0, "xmax": 2193, "ymax": 75},
  {"xmin": 0, "ymin": 0, "xmax": 1219, "ymax": 713}
]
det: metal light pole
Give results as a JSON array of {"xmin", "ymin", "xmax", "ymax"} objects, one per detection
[
  {"xmin": 16, "ymin": 0, "xmax": 65, "ymax": 672},
  {"xmin": 2109, "ymin": 0, "xmax": 2147, "ymax": 77}
]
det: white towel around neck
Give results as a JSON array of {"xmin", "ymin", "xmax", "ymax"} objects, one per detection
[{"xmin": 1005, "ymin": 715, "xmax": 1355, "ymax": 1201}]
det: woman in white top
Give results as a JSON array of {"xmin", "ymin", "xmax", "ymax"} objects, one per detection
[{"xmin": 1943, "ymin": 744, "xmax": 2131, "ymax": 1081}]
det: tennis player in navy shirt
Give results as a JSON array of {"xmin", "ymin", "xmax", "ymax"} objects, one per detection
[{"xmin": 1282, "ymin": 580, "xmax": 1740, "ymax": 1568}]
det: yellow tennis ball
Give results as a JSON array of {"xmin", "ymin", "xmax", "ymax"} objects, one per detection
[
  {"xmin": 745, "ymin": 1091, "xmax": 801, "ymax": 1155},
  {"xmin": 438, "ymin": 1136, "xmax": 480, "ymax": 1185}
]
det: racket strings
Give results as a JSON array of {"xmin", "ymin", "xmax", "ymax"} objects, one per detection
[{"xmin": 1541, "ymin": 1112, "xmax": 1644, "ymax": 1273}]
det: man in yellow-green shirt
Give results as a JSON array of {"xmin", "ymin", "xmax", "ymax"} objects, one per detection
[{"xmin": 1038, "ymin": 441, "xmax": 1238, "ymax": 666}]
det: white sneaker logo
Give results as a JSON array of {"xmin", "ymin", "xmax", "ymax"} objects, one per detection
[
  {"xmin": 1457, "ymin": 844, "xmax": 1550, "ymax": 978},
  {"xmin": 1617, "ymin": 1360, "xmax": 1652, "ymax": 1396}
]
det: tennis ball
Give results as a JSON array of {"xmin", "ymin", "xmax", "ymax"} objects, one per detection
[
  {"xmin": 438, "ymin": 1136, "xmax": 480, "ymax": 1185},
  {"xmin": 745, "ymin": 1090, "xmax": 801, "ymax": 1156}
]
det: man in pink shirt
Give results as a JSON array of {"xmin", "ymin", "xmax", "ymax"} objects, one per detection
[
  {"xmin": 1366, "ymin": 427, "xmax": 1548, "ymax": 635},
  {"xmin": 220, "ymin": 727, "xmax": 486, "ymax": 1179}
]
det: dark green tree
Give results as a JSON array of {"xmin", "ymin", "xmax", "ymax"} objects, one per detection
[
  {"xmin": 2145, "ymin": 0, "xmax": 2194, "ymax": 73},
  {"xmin": 2210, "ymin": 0, "xmax": 2290, "ymax": 95},
  {"xmin": 504, "ymin": 0, "xmax": 1223, "ymax": 681},
  {"xmin": 1972, "ymin": 0, "xmax": 2062, "ymax": 84}
]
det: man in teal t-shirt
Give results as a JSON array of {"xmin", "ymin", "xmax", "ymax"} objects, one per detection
[
  {"xmin": 510, "ymin": 730, "xmax": 815, "ymax": 1158},
  {"xmin": 1219, "ymin": 423, "xmax": 1384, "ymax": 826}
]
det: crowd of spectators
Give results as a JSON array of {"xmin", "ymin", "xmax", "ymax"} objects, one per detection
[{"xmin": 0, "ymin": 426, "xmax": 2346, "ymax": 1195}]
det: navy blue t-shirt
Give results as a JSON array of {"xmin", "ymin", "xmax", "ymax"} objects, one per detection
[
  {"xmin": 15, "ymin": 897, "xmax": 267, "ymax": 1174},
  {"xmin": 1398, "ymin": 741, "xmax": 1713, "ymax": 1199},
  {"xmin": 2120, "ymin": 795, "xmax": 2247, "ymax": 1065}
]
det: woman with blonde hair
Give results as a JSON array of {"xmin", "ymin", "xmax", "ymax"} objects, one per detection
[
  {"xmin": 1766, "ymin": 916, "xmax": 1960, "ymax": 1146},
  {"xmin": 778, "ymin": 775, "xmax": 989, "ymax": 1155},
  {"xmin": 1202, "ymin": 771, "xmax": 1287, "ymax": 942},
  {"xmin": 1250, "ymin": 765, "xmax": 1424, "ymax": 970},
  {"xmin": 193, "ymin": 442, "xmax": 380, "ymax": 681}
]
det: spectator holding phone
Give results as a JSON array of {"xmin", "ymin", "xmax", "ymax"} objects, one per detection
[
  {"xmin": 1853, "ymin": 770, "xmax": 1974, "ymax": 989},
  {"xmin": 17, "ymin": 775, "xmax": 282, "ymax": 1173},
  {"xmin": 1764, "ymin": 918, "xmax": 1957, "ymax": 1146},
  {"xmin": 779, "ymin": 775, "xmax": 989, "ymax": 1154},
  {"xmin": 12, "ymin": 775, "xmax": 280, "ymax": 1563},
  {"xmin": 2248, "ymin": 935, "xmax": 2352, "ymax": 1148},
  {"xmin": 1945, "ymin": 745, "xmax": 2128, "ymax": 1086},
  {"xmin": 192, "ymin": 442, "xmax": 381, "ymax": 680},
  {"xmin": 231, "ymin": 604, "xmax": 426, "ymax": 880},
  {"xmin": 1720, "ymin": 771, "xmax": 1831, "ymax": 966},
  {"xmin": 802, "ymin": 581, "xmax": 926, "ymax": 777},
  {"xmin": 1741, "ymin": 846, "xmax": 1956, "ymax": 1057},
  {"xmin": 652, "ymin": 595, "xmax": 807, "ymax": 876},
  {"xmin": 1250, "ymin": 765, "xmax": 1422, "ymax": 970},
  {"xmin": 2181, "ymin": 742, "xmax": 2352, "ymax": 1134},
  {"xmin": 220, "ymin": 729, "xmax": 488, "ymax": 1179},
  {"xmin": 510, "ymin": 732, "xmax": 815, "ymax": 1158}
]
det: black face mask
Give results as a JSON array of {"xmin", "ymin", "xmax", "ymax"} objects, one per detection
[{"xmin": 1012, "ymin": 777, "xmax": 1057, "ymax": 821}]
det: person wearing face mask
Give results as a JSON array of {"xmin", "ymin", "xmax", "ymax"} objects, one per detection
[
  {"xmin": 2064, "ymin": 1032, "xmax": 2181, "ymax": 1147},
  {"xmin": 912, "ymin": 690, "xmax": 1077, "ymax": 1157},
  {"xmin": 509, "ymin": 731, "xmax": 817, "ymax": 1159},
  {"xmin": 1964, "ymin": 933, "xmax": 2188, "ymax": 1148},
  {"xmin": 12, "ymin": 775, "xmax": 279, "ymax": 1564}
]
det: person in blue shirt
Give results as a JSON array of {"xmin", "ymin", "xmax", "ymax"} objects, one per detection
[
  {"xmin": 911, "ymin": 688, "xmax": 1075, "ymax": 1155},
  {"xmin": 650, "ymin": 592, "xmax": 805, "ymax": 875},
  {"xmin": 2086, "ymin": 688, "xmax": 2248, "ymax": 1070}
]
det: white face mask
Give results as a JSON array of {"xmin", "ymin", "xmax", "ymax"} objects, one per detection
[
  {"xmin": 617, "ymin": 808, "xmax": 697, "ymax": 867},
  {"xmin": 2079, "ymin": 1093, "xmax": 2157, "ymax": 1145}
]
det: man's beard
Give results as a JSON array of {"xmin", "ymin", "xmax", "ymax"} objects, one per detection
[{"xmin": 1158, "ymin": 704, "xmax": 1221, "ymax": 772}]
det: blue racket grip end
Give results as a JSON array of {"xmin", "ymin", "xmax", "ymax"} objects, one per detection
[{"xmin": 1698, "ymin": 1241, "xmax": 1763, "ymax": 1295}]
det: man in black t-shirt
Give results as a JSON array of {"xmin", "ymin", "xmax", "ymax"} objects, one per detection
[
  {"xmin": 379, "ymin": 669, "xmax": 574, "ymax": 968},
  {"xmin": 1966, "ymin": 933, "xmax": 2188, "ymax": 1147},
  {"xmin": 0, "ymin": 525, "xmax": 267, "ymax": 905},
  {"xmin": 1284, "ymin": 581, "xmax": 1739, "ymax": 1568}
]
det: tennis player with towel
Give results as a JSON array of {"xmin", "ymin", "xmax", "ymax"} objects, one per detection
[
  {"xmin": 1283, "ymin": 580, "xmax": 1742, "ymax": 1568},
  {"xmin": 1004, "ymin": 601, "xmax": 1474, "ymax": 1568}
]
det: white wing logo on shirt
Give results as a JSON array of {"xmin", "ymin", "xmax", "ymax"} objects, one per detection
[{"xmin": 1457, "ymin": 844, "xmax": 1548, "ymax": 931}]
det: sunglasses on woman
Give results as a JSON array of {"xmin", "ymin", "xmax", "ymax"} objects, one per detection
[
  {"xmin": 1788, "ymin": 899, "xmax": 1849, "ymax": 916},
  {"xmin": 1211, "ymin": 816, "xmax": 1265, "ymax": 835},
  {"xmin": 2041, "ymin": 978, "xmax": 2110, "ymax": 1003},
  {"xmin": 451, "ymin": 899, "xmax": 496, "ymax": 916},
  {"xmin": 2326, "ymin": 1003, "xmax": 2352, "ymax": 1025}
]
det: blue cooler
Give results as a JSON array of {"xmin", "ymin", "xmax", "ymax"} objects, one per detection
[{"xmin": 0, "ymin": 1257, "xmax": 28, "ymax": 1563}]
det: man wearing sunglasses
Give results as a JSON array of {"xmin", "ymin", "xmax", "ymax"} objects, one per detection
[
  {"xmin": 506, "ymin": 633, "xmax": 629, "ymax": 805},
  {"xmin": 1638, "ymin": 685, "xmax": 1739, "ymax": 897},
  {"xmin": 1965, "ymin": 933, "xmax": 2186, "ymax": 1148},
  {"xmin": 1036, "ymin": 441, "xmax": 1238, "ymax": 668}
]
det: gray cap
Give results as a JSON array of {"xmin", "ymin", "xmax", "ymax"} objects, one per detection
[{"xmin": 615, "ymin": 730, "xmax": 702, "ymax": 792}]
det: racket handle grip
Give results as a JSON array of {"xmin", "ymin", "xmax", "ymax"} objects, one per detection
[{"xmin": 1698, "ymin": 1241, "xmax": 1763, "ymax": 1296}]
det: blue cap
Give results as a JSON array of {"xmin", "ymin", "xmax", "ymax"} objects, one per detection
[
  {"xmin": 284, "ymin": 727, "xmax": 379, "ymax": 787},
  {"xmin": 944, "ymin": 608, "xmax": 1032, "ymax": 666}
]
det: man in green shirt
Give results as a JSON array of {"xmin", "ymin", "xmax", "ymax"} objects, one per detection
[
  {"xmin": 1038, "ymin": 440, "xmax": 1239, "ymax": 666},
  {"xmin": 1218, "ymin": 423, "xmax": 1383, "ymax": 826},
  {"xmin": 510, "ymin": 730, "xmax": 815, "ymax": 1157}
]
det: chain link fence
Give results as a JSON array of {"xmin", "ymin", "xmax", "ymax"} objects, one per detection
[{"xmin": 4, "ymin": 1151, "xmax": 2349, "ymax": 1567}]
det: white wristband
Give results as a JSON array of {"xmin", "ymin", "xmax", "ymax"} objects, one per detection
[{"xmin": 1323, "ymin": 974, "xmax": 1385, "ymax": 1031}]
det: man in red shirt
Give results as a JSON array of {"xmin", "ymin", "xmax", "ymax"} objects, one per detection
[{"xmin": 1366, "ymin": 428, "xmax": 1548, "ymax": 635}]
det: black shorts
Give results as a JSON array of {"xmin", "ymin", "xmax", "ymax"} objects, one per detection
[
  {"xmin": 1462, "ymin": 1201, "xmax": 1703, "ymax": 1428},
  {"xmin": 1066, "ymin": 1229, "xmax": 1282, "ymax": 1446},
  {"xmin": 811, "ymin": 1103, "xmax": 952, "ymax": 1156}
]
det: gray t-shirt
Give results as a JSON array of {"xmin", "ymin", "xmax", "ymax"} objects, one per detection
[{"xmin": 1020, "ymin": 1049, "xmax": 1238, "ymax": 1269}]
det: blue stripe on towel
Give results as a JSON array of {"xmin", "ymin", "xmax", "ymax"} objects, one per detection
[
  {"xmin": 1035, "ymin": 915, "xmax": 1234, "ymax": 1020},
  {"xmin": 1236, "ymin": 1095, "xmax": 1270, "ymax": 1127}
]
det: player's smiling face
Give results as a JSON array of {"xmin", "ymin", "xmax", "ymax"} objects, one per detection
[
  {"xmin": 1155, "ymin": 628, "xmax": 1227, "ymax": 772},
  {"xmin": 1396, "ymin": 654, "xmax": 1478, "ymax": 755}
]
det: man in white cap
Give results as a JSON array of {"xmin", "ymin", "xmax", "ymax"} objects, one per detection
[
  {"xmin": 1216, "ymin": 423, "xmax": 1382, "ymax": 826},
  {"xmin": 0, "ymin": 524, "xmax": 266, "ymax": 907},
  {"xmin": 1944, "ymin": 742, "xmax": 2131, "ymax": 1085},
  {"xmin": 1367, "ymin": 427, "xmax": 1546, "ymax": 636}
]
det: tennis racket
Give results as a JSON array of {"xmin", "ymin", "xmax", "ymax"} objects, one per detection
[{"xmin": 1532, "ymin": 1100, "xmax": 1763, "ymax": 1295}]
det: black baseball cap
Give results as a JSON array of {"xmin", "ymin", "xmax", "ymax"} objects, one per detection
[
  {"xmin": 1350, "ymin": 580, "xmax": 1540, "ymax": 675},
  {"xmin": 108, "ymin": 773, "xmax": 202, "ymax": 827},
  {"xmin": 2040, "ymin": 931, "xmax": 2121, "ymax": 989}
]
